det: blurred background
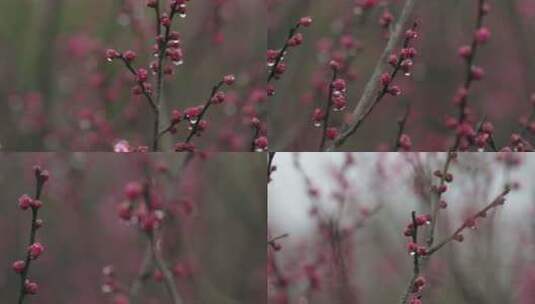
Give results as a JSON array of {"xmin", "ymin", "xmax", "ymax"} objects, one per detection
[
  {"xmin": 0, "ymin": 0, "xmax": 266, "ymax": 151},
  {"xmin": 269, "ymin": 152, "xmax": 534, "ymax": 303},
  {"xmin": 0, "ymin": 152, "xmax": 266, "ymax": 303},
  {"xmin": 268, "ymin": 0, "xmax": 535, "ymax": 151}
]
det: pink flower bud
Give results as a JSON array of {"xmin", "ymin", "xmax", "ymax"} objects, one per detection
[
  {"xmin": 326, "ymin": 128, "xmax": 338, "ymax": 140},
  {"xmin": 287, "ymin": 33, "xmax": 304, "ymax": 47},
  {"xmin": 24, "ymin": 280, "xmax": 39, "ymax": 295},
  {"xmin": 407, "ymin": 242, "xmax": 418, "ymax": 255},
  {"xmin": 332, "ymin": 78, "xmax": 346, "ymax": 91},
  {"xmin": 379, "ymin": 10, "xmax": 394, "ymax": 28},
  {"xmin": 474, "ymin": 27, "xmax": 491, "ymax": 44},
  {"xmin": 117, "ymin": 201, "xmax": 133, "ymax": 221},
  {"xmin": 30, "ymin": 199, "xmax": 43, "ymax": 209},
  {"xmin": 458, "ymin": 45, "xmax": 472, "ymax": 59},
  {"xmin": 105, "ymin": 49, "xmax": 120, "ymax": 61},
  {"xmin": 299, "ymin": 16, "xmax": 313, "ymax": 27},
  {"xmin": 28, "ymin": 242, "xmax": 45, "ymax": 259},
  {"xmin": 122, "ymin": 50, "xmax": 136, "ymax": 62},
  {"xmin": 124, "ymin": 182, "xmax": 143, "ymax": 200},
  {"xmin": 312, "ymin": 108, "xmax": 326, "ymax": 125},
  {"xmin": 254, "ymin": 136, "xmax": 269, "ymax": 151},
  {"xmin": 211, "ymin": 91, "xmax": 225, "ymax": 104},
  {"xmin": 136, "ymin": 68, "xmax": 149, "ymax": 82},
  {"xmin": 174, "ymin": 142, "xmax": 196, "ymax": 152},
  {"xmin": 223, "ymin": 74, "xmax": 236, "ymax": 85},
  {"xmin": 12, "ymin": 260, "xmax": 26, "ymax": 273},
  {"xmin": 18, "ymin": 194, "xmax": 33, "ymax": 210},
  {"xmin": 171, "ymin": 109, "xmax": 182, "ymax": 124},
  {"xmin": 380, "ymin": 73, "xmax": 392, "ymax": 87},
  {"xmin": 399, "ymin": 134, "xmax": 412, "ymax": 151},
  {"xmin": 470, "ymin": 66, "xmax": 485, "ymax": 80}
]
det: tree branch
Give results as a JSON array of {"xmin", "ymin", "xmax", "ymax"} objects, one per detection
[{"xmin": 329, "ymin": 0, "xmax": 418, "ymax": 150}]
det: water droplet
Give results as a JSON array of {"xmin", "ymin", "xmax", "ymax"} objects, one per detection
[
  {"xmin": 409, "ymin": 252, "xmax": 416, "ymax": 256},
  {"xmin": 106, "ymin": 58, "xmax": 113, "ymax": 63},
  {"xmin": 189, "ymin": 118, "xmax": 198, "ymax": 124},
  {"xmin": 314, "ymin": 121, "xmax": 322, "ymax": 128},
  {"xmin": 101, "ymin": 284, "xmax": 112, "ymax": 294},
  {"xmin": 179, "ymin": 13, "xmax": 187, "ymax": 18},
  {"xmin": 154, "ymin": 210, "xmax": 165, "ymax": 220},
  {"xmin": 404, "ymin": 72, "xmax": 411, "ymax": 77},
  {"xmin": 79, "ymin": 119, "xmax": 91, "ymax": 130},
  {"xmin": 353, "ymin": 7, "xmax": 363, "ymax": 16},
  {"xmin": 255, "ymin": 147, "xmax": 266, "ymax": 152},
  {"xmin": 267, "ymin": 62, "xmax": 275, "ymax": 67},
  {"xmin": 114, "ymin": 140, "xmax": 131, "ymax": 153},
  {"xmin": 173, "ymin": 60, "xmax": 184, "ymax": 66}
]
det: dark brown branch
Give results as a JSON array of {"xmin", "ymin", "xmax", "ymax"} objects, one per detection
[
  {"xmin": 330, "ymin": 0, "xmax": 418, "ymax": 150},
  {"xmin": 319, "ymin": 68, "xmax": 338, "ymax": 151},
  {"xmin": 17, "ymin": 169, "xmax": 48, "ymax": 304},
  {"xmin": 185, "ymin": 80, "xmax": 225, "ymax": 143},
  {"xmin": 451, "ymin": 0, "xmax": 487, "ymax": 151},
  {"xmin": 427, "ymin": 186, "xmax": 510, "ymax": 255},
  {"xmin": 393, "ymin": 102, "xmax": 411, "ymax": 151},
  {"xmin": 267, "ymin": 22, "xmax": 302, "ymax": 83}
]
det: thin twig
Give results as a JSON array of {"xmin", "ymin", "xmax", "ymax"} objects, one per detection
[
  {"xmin": 451, "ymin": 0, "xmax": 487, "ymax": 151},
  {"xmin": 426, "ymin": 152, "xmax": 455, "ymax": 247},
  {"xmin": 153, "ymin": 5, "xmax": 179, "ymax": 151},
  {"xmin": 17, "ymin": 169, "xmax": 47, "ymax": 304},
  {"xmin": 185, "ymin": 81, "xmax": 225, "ymax": 143},
  {"xmin": 268, "ymin": 152, "xmax": 276, "ymax": 180},
  {"xmin": 427, "ymin": 186, "xmax": 510, "ymax": 255},
  {"xmin": 128, "ymin": 156, "xmax": 193, "ymax": 304},
  {"xmin": 393, "ymin": 102, "xmax": 411, "ymax": 151},
  {"xmin": 267, "ymin": 22, "xmax": 302, "ymax": 83},
  {"xmin": 400, "ymin": 211, "xmax": 421, "ymax": 304},
  {"xmin": 128, "ymin": 245, "xmax": 153, "ymax": 303},
  {"xmin": 148, "ymin": 233, "xmax": 183, "ymax": 304},
  {"xmin": 319, "ymin": 68, "xmax": 338, "ymax": 151}
]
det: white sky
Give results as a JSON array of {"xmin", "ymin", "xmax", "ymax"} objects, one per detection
[{"xmin": 269, "ymin": 153, "xmax": 535, "ymax": 241}]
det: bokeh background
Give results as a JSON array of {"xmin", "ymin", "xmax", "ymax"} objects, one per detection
[
  {"xmin": 0, "ymin": 0, "xmax": 266, "ymax": 151},
  {"xmin": 0, "ymin": 152, "xmax": 266, "ymax": 303},
  {"xmin": 268, "ymin": 0, "xmax": 535, "ymax": 151},
  {"xmin": 269, "ymin": 152, "xmax": 534, "ymax": 303}
]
